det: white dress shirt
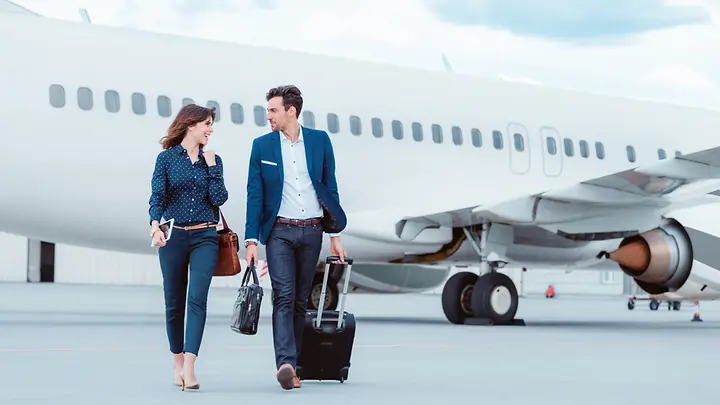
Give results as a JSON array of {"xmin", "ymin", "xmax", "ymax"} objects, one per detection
[{"xmin": 277, "ymin": 126, "xmax": 323, "ymax": 219}]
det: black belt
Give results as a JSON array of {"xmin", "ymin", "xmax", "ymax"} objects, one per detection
[{"xmin": 275, "ymin": 217, "xmax": 321, "ymax": 227}]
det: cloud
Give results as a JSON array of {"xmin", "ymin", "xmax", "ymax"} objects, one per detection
[
  {"xmin": 426, "ymin": 0, "xmax": 712, "ymax": 41},
  {"xmin": 14, "ymin": 0, "xmax": 720, "ymax": 109}
]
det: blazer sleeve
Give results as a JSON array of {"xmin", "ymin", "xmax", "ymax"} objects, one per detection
[
  {"xmin": 244, "ymin": 138, "xmax": 263, "ymax": 241},
  {"xmin": 321, "ymin": 131, "xmax": 340, "ymax": 204}
]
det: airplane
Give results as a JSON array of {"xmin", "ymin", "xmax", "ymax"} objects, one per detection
[{"xmin": 4, "ymin": 5, "xmax": 720, "ymax": 327}]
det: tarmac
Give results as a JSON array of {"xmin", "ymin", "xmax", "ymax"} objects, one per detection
[{"xmin": 1, "ymin": 282, "xmax": 719, "ymax": 405}]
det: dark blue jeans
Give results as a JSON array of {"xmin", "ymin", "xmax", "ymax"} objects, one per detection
[
  {"xmin": 158, "ymin": 226, "xmax": 218, "ymax": 356},
  {"xmin": 266, "ymin": 221, "xmax": 324, "ymax": 370}
]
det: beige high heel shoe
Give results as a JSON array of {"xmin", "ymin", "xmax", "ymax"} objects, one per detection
[{"xmin": 180, "ymin": 374, "xmax": 200, "ymax": 391}]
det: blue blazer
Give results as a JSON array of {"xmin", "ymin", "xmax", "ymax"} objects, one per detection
[{"xmin": 244, "ymin": 126, "xmax": 346, "ymax": 245}]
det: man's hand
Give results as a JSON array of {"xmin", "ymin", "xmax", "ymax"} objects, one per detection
[
  {"xmin": 204, "ymin": 150, "xmax": 216, "ymax": 166},
  {"xmin": 245, "ymin": 243, "xmax": 258, "ymax": 268},
  {"xmin": 330, "ymin": 236, "xmax": 347, "ymax": 264}
]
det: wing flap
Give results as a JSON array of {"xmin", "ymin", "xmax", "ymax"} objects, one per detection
[
  {"xmin": 395, "ymin": 145, "xmax": 720, "ymax": 240},
  {"xmin": 541, "ymin": 146, "xmax": 720, "ymax": 205}
]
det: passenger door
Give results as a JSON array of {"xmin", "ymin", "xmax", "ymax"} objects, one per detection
[{"xmin": 539, "ymin": 126, "xmax": 563, "ymax": 177}]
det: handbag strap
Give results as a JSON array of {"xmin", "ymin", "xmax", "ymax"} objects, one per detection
[
  {"xmin": 218, "ymin": 208, "xmax": 229, "ymax": 230},
  {"xmin": 241, "ymin": 259, "xmax": 260, "ymax": 286}
]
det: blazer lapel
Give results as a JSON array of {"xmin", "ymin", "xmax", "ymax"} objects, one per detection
[
  {"xmin": 270, "ymin": 131, "xmax": 284, "ymax": 185},
  {"xmin": 302, "ymin": 126, "xmax": 315, "ymax": 180}
]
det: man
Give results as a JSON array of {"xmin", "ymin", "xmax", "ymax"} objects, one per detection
[{"xmin": 244, "ymin": 84, "xmax": 347, "ymax": 390}]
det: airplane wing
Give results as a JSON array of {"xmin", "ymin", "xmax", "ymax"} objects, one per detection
[{"xmin": 395, "ymin": 145, "xmax": 720, "ymax": 240}]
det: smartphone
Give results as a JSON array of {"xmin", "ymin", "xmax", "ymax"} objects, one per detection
[{"xmin": 151, "ymin": 218, "xmax": 174, "ymax": 246}]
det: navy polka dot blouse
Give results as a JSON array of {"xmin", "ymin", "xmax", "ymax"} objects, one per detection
[{"xmin": 148, "ymin": 144, "xmax": 229, "ymax": 225}]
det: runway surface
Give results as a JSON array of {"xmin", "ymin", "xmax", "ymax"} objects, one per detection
[{"xmin": 1, "ymin": 282, "xmax": 719, "ymax": 404}]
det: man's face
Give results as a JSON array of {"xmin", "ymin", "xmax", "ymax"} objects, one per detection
[{"xmin": 267, "ymin": 96, "xmax": 295, "ymax": 132}]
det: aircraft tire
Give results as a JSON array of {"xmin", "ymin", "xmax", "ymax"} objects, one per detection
[
  {"xmin": 441, "ymin": 271, "xmax": 479, "ymax": 324},
  {"xmin": 307, "ymin": 274, "xmax": 339, "ymax": 311},
  {"xmin": 470, "ymin": 272, "xmax": 519, "ymax": 325}
]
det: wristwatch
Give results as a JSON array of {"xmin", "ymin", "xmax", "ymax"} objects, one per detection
[{"xmin": 244, "ymin": 241, "xmax": 257, "ymax": 248}]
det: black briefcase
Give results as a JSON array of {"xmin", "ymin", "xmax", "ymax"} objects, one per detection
[
  {"xmin": 296, "ymin": 256, "xmax": 355, "ymax": 383},
  {"xmin": 229, "ymin": 260, "xmax": 263, "ymax": 335}
]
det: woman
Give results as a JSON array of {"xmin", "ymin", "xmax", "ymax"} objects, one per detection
[{"xmin": 148, "ymin": 103, "xmax": 229, "ymax": 391}]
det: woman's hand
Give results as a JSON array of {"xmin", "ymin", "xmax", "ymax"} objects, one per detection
[
  {"xmin": 152, "ymin": 228, "xmax": 166, "ymax": 247},
  {"xmin": 204, "ymin": 150, "xmax": 216, "ymax": 166}
]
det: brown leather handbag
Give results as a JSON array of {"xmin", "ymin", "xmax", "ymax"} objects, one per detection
[{"xmin": 214, "ymin": 209, "xmax": 242, "ymax": 277}]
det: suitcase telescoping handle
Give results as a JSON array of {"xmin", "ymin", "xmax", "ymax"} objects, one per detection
[{"xmin": 315, "ymin": 256, "xmax": 354, "ymax": 329}]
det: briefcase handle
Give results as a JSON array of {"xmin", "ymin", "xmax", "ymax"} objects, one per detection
[
  {"xmin": 241, "ymin": 259, "xmax": 260, "ymax": 287},
  {"xmin": 316, "ymin": 256, "xmax": 354, "ymax": 329}
]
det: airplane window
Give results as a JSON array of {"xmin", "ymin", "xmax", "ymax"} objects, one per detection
[
  {"xmin": 492, "ymin": 130, "xmax": 503, "ymax": 149},
  {"xmin": 563, "ymin": 138, "xmax": 574, "ymax": 157},
  {"xmin": 431, "ymin": 124, "xmax": 443, "ymax": 143},
  {"xmin": 675, "ymin": 150, "xmax": 682, "ymax": 157},
  {"xmin": 230, "ymin": 103, "xmax": 244, "ymax": 124},
  {"xmin": 206, "ymin": 101, "xmax": 220, "ymax": 121},
  {"xmin": 657, "ymin": 148, "xmax": 667, "ymax": 160},
  {"xmin": 371, "ymin": 118, "xmax": 383, "ymax": 137},
  {"xmin": 595, "ymin": 142, "xmax": 605, "ymax": 159},
  {"xmin": 412, "ymin": 122, "xmax": 423, "ymax": 141},
  {"xmin": 546, "ymin": 137, "xmax": 557, "ymax": 155},
  {"xmin": 48, "ymin": 84, "xmax": 65, "ymax": 108},
  {"xmin": 391, "ymin": 120, "xmax": 403, "ymax": 140},
  {"xmin": 131, "ymin": 92, "xmax": 146, "ymax": 115},
  {"xmin": 471, "ymin": 128, "xmax": 482, "ymax": 147},
  {"xmin": 105, "ymin": 90, "xmax": 120, "ymax": 113},
  {"xmin": 349, "ymin": 115, "xmax": 361, "ymax": 136},
  {"xmin": 579, "ymin": 140, "xmax": 589, "ymax": 158},
  {"xmin": 451, "ymin": 126, "xmax": 463, "ymax": 145},
  {"xmin": 513, "ymin": 133, "xmax": 524, "ymax": 151},
  {"xmin": 77, "ymin": 87, "xmax": 93, "ymax": 111},
  {"xmin": 327, "ymin": 113, "xmax": 339, "ymax": 133},
  {"xmin": 182, "ymin": 98, "xmax": 194, "ymax": 106},
  {"xmin": 253, "ymin": 105, "xmax": 266, "ymax": 126},
  {"xmin": 157, "ymin": 96, "xmax": 172, "ymax": 117},
  {"xmin": 626, "ymin": 145, "xmax": 636, "ymax": 163},
  {"xmin": 301, "ymin": 111, "xmax": 315, "ymax": 128}
]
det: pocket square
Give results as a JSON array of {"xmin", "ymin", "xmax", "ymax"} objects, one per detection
[{"xmin": 261, "ymin": 160, "xmax": 277, "ymax": 166}]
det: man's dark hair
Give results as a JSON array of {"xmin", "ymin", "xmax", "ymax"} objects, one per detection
[{"xmin": 266, "ymin": 85, "xmax": 303, "ymax": 118}]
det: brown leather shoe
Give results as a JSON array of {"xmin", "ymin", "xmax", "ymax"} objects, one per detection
[{"xmin": 276, "ymin": 364, "xmax": 295, "ymax": 390}]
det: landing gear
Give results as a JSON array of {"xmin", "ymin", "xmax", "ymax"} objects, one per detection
[
  {"xmin": 307, "ymin": 273, "xmax": 339, "ymax": 311},
  {"xmin": 441, "ymin": 222, "xmax": 524, "ymax": 326}
]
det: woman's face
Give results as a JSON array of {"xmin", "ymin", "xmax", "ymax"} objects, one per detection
[{"xmin": 187, "ymin": 115, "xmax": 214, "ymax": 146}]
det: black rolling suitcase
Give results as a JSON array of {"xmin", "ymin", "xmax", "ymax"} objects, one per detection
[{"xmin": 296, "ymin": 256, "xmax": 355, "ymax": 383}]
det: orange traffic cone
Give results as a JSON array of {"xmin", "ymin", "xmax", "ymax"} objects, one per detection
[
  {"xmin": 545, "ymin": 285, "xmax": 555, "ymax": 299},
  {"xmin": 691, "ymin": 300, "xmax": 702, "ymax": 322}
]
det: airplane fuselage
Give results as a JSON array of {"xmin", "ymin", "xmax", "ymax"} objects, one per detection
[{"xmin": 2, "ymin": 12, "xmax": 720, "ymax": 271}]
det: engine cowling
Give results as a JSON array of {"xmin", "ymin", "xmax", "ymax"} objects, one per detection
[{"xmin": 609, "ymin": 218, "xmax": 693, "ymax": 294}]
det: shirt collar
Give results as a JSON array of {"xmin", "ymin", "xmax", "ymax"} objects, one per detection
[
  {"xmin": 280, "ymin": 124, "xmax": 303, "ymax": 143},
  {"xmin": 172, "ymin": 144, "xmax": 204, "ymax": 156}
]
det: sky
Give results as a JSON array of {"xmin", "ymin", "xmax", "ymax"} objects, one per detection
[{"xmin": 11, "ymin": 0, "xmax": 720, "ymax": 110}]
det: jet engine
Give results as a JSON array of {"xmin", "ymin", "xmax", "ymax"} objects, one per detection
[{"xmin": 608, "ymin": 218, "xmax": 693, "ymax": 294}]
